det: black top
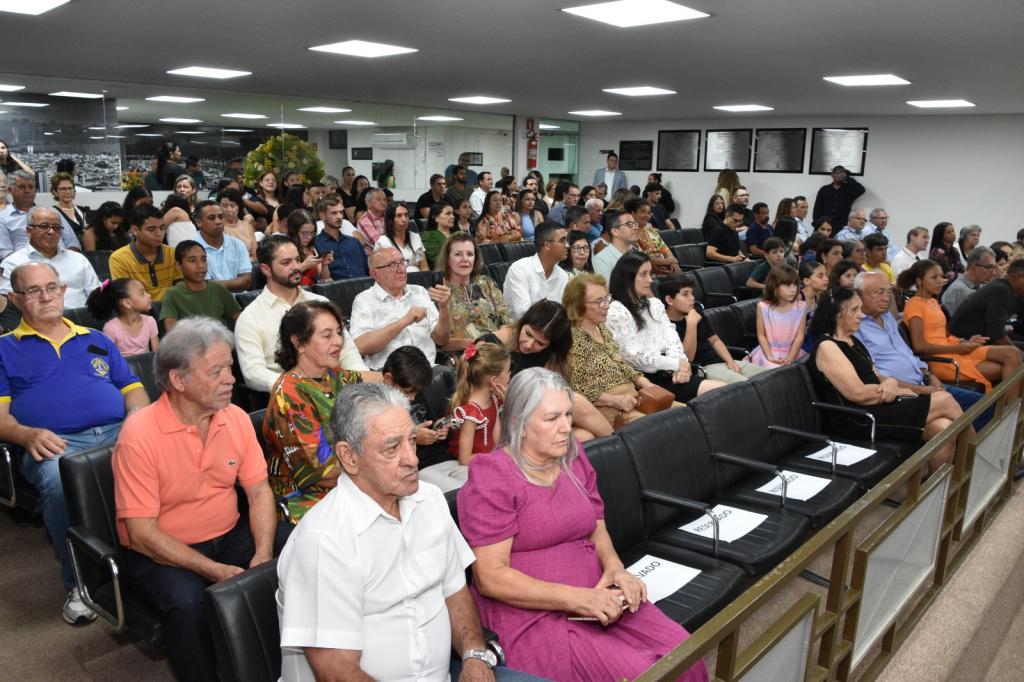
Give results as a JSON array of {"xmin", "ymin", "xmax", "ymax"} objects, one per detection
[
  {"xmin": 159, "ymin": 162, "xmax": 186, "ymax": 191},
  {"xmin": 510, "ymin": 349, "xmax": 552, "ymax": 376},
  {"xmin": 701, "ymin": 212, "xmax": 724, "ymax": 240},
  {"xmin": 340, "ymin": 189, "xmax": 357, "ymax": 209},
  {"xmin": 708, "ymin": 224, "xmax": 741, "ymax": 257},
  {"xmin": 0, "ymin": 158, "xmax": 19, "ymax": 175},
  {"xmin": 673, "ymin": 315, "xmax": 719, "ymax": 367},
  {"xmin": 651, "ymin": 204, "xmax": 673, "ymax": 230},
  {"xmin": 812, "ymin": 177, "xmax": 865, "ymax": 228},
  {"xmin": 949, "ymin": 278, "xmax": 1017, "ymax": 341},
  {"xmin": 415, "ymin": 190, "xmax": 439, "ymax": 216}
]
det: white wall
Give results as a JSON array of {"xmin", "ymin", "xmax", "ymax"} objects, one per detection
[{"xmin": 579, "ymin": 114, "xmax": 1024, "ymax": 244}]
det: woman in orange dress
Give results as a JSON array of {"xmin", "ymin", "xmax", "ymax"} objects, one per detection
[{"xmin": 898, "ymin": 259, "xmax": 1020, "ymax": 391}]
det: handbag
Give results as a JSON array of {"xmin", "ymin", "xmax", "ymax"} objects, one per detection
[{"xmin": 637, "ymin": 384, "xmax": 674, "ymax": 414}]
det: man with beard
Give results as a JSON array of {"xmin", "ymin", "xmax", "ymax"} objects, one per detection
[
  {"xmin": 315, "ymin": 196, "xmax": 369, "ymax": 280},
  {"xmin": 235, "ymin": 235, "xmax": 368, "ymax": 393}
]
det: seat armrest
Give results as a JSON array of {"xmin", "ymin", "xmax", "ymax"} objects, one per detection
[
  {"xmin": 725, "ymin": 345, "xmax": 751, "ymax": 359},
  {"xmin": 733, "ymin": 285, "xmax": 758, "ymax": 299},
  {"xmin": 0, "ymin": 443, "xmax": 15, "ymax": 508},
  {"xmin": 66, "ymin": 527, "xmax": 126, "ymax": 631},
  {"xmin": 483, "ymin": 628, "xmax": 505, "ymax": 666},
  {"xmin": 768, "ymin": 424, "xmax": 831, "ymax": 444},
  {"xmin": 640, "ymin": 490, "xmax": 721, "ymax": 555},
  {"xmin": 921, "ymin": 355, "xmax": 961, "ymax": 382},
  {"xmin": 680, "ymin": 264, "xmax": 702, "ymax": 272},
  {"xmin": 711, "ymin": 452, "xmax": 788, "ymax": 506},
  {"xmin": 705, "ymin": 292, "xmax": 739, "ymax": 306},
  {"xmin": 812, "ymin": 401, "xmax": 876, "ymax": 444}
]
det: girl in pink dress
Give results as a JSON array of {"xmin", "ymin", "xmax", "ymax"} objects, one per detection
[
  {"xmin": 749, "ymin": 264, "xmax": 807, "ymax": 368},
  {"xmin": 86, "ymin": 278, "xmax": 159, "ymax": 357}
]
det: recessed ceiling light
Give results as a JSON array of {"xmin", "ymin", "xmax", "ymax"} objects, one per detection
[
  {"xmin": 135, "ymin": 133, "xmax": 162, "ymax": 137},
  {"xmin": 49, "ymin": 91, "xmax": 103, "ymax": 99},
  {"xmin": 0, "ymin": 111, "xmax": 7, "ymax": 114},
  {"xmin": 448, "ymin": 96, "xmax": 511, "ymax": 105},
  {"xmin": 3, "ymin": 101, "xmax": 48, "ymax": 107},
  {"xmin": 159, "ymin": 117, "xmax": 202, "ymax": 123},
  {"xmin": 115, "ymin": 124, "xmax": 149, "ymax": 129},
  {"xmin": 0, "ymin": 84, "xmax": 25, "ymax": 92},
  {"xmin": 106, "ymin": 134, "xmax": 125, "ymax": 139},
  {"xmin": 87, "ymin": 126, "xmax": 107, "ymax": 130},
  {"xmin": 175, "ymin": 131, "xmax": 205, "ymax": 135},
  {"xmin": 907, "ymin": 99, "xmax": 976, "ymax": 108},
  {"xmin": 713, "ymin": 104, "xmax": 774, "ymax": 112},
  {"xmin": 0, "ymin": 0, "xmax": 70, "ymax": 15},
  {"xmin": 223, "ymin": 128, "xmax": 255, "ymax": 133},
  {"xmin": 298, "ymin": 106, "xmax": 353, "ymax": 113},
  {"xmin": 167, "ymin": 66, "xmax": 252, "ymax": 79},
  {"xmin": 603, "ymin": 86, "xmax": 676, "ymax": 96},
  {"xmin": 563, "ymin": 0, "xmax": 708, "ymax": 28},
  {"xmin": 268, "ymin": 122, "xmax": 305, "ymax": 129},
  {"xmin": 222, "ymin": 113, "xmax": 268, "ymax": 119},
  {"xmin": 417, "ymin": 115, "xmax": 464, "ymax": 122},
  {"xmin": 823, "ymin": 74, "xmax": 911, "ymax": 87},
  {"xmin": 309, "ymin": 39, "xmax": 417, "ymax": 58},
  {"xmin": 43, "ymin": 132, "xmax": 55, "ymax": 136},
  {"xmin": 539, "ymin": 124, "xmax": 561, "ymax": 130},
  {"xmin": 116, "ymin": 106, "xmax": 129, "ymax": 110},
  {"xmin": 88, "ymin": 136, "xmax": 104, "ymax": 140},
  {"xmin": 568, "ymin": 110, "xmax": 621, "ymax": 116},
  {"xmin": 334, "ymin": 120, "xmax": 376, "ymax": 126},
  {"xmin": 147, "ymin": 95, "xmax": 205, "ymax": 103}
]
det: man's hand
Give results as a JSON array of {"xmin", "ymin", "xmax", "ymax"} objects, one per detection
[
  {"xmin": 428, "ymin": 284, "xmax": 451, "ymax": 306},
  {"xmin": 207, "ymin": 563, "xmax": 245, "ymax": 583},
  {"xmin": 23, "ymin": 428, "xmax": 66, "ymax": 461},
  {"xmin": 249, "ymin": 551, "xmax": 272, "ymax": 569},
  {"xmin": 404, "ymin": 306, "xmax": 428, "ymax": 325},
  {"xmin": 459, "ymin": 658, "xmax": 496, "ymax": 682},
  {"xmin": 685, "ymin": 308, "xmax": 702, "ymax": 325}
]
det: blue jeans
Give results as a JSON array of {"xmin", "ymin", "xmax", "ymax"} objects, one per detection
[
  {"xmin": 18, "ymin": 421, "xmax": 123, "ymax": 590},
  {"xmin": 943, "ymin": 384, "xmax": 993, "ymax": 432}
]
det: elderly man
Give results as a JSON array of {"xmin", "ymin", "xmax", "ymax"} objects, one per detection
[
  {"xmin": 0, "ymin": 170, "xmax": 81, "ymax": 260},
  {"xmin": 812, "ymin": 164, "xmax": 865, "ymax": 228},
  {"xmin": 356, "ymin": 188, "xmax": 387, "ymax": 252},
  {"xmin": 469, "ymin": 171, "xmax": 494, "ymax": 219},
  {"xmin": 834, "ymin": 208, "xmax": 872, "ymax": 242},
  {"xmin": 350, "ymin": 247, "xmax": 451, "ymax": 370},
  {"xmin": 0, "ymin": 206, "xmax": 100, "ymax": 307},
  {"xmin": 0, "ymin": 262, "xmax": 148, "ymax": 623},
  {"xmin": 277, "ymin": 383, "xmax": 536, "ymax": 682},
  {"xmin": 593, "ymin": 151, "xmax": 627, "ymax": 194},
  {"xmin": 236, "ymin": 235, "xmax": 367, "ymax": 393},
  {"xmin": 793, "ymin": 195, "xmax": 813, "ymax": 243},
  {"xmin": 592, "ymin": 209, "xmax": 641, "ymax": 279},
  {"xmin": 114, "ymin": 317, "xmax": 284, "ymax": 682},
  {"xmin": 950, "ymin": 260, "xmax": 1024, "ymax": 346},
  {"xmin": 193, "ymin": 200, "xmax": 251, "ymax": 292},
  {"xmin": 891, "ymin": 226, "xmax": 931, "ymax": 278},
  {"xmin": 584, "ymin": 198, "xmax": 604, "ymax": 239},
  {"xmin": 943, "ymin": 246, "xmax": 997, "ymax": 316},
  {"xmin": 503, "ymin": 221, "xmax": 569, "ymax": 320}
]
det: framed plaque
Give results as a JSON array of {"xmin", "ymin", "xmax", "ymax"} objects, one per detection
[
  {"xmin": 619, "ymin": 140, "xmax": 654, "ymax": 171},
  {"xmin": 810, "ymin": 128, "xmax": 868, "ymax": 175},
  {"xmin": 328, "ymin": 129, "xmax": 348, "ymax": 150},
  {"xmin": 704, "ymin": 129, "xmax": 752, "ymax": 172},
  {"xmin": 657, "ymin": 130, "xmax": 700, "ymax": 172},
  {"xmin": 753, "ymin": 128, "xmax": 806, "ymax": 173},
  {"xmin": 351, "ymin": 147, "xmax": 373, "ymax": 160}
]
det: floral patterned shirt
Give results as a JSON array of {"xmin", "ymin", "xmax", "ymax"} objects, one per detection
[{"xmin": 445, "ymin": 275, "xmax": 511, "ymax": 340}]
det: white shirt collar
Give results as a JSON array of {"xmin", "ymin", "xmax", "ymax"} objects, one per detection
[{"xmin": 340, "ymin": 475, "xmax": 426, "ymax": 535}]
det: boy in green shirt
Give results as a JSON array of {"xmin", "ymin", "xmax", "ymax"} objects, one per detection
[
  {"xmin": 745, "ymin": 237, "xmax": 787, "ymax": 290},
  {"xmin": 159, "ymin": 240, "xmax": 242, "ymax": 331}
]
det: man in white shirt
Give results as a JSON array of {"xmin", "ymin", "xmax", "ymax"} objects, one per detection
[
  {"xmin": 503, "ymin": 222, "xmax": 569, "ymax": 319},
  {"xmin": 793, "ymin": 195, "xmax": 813, "ymax": 243},
  {"xmin": 235, "ymin": 235, "xmax": 368, "ymax": 393},
  {"xmin": 278, "ymin": 383, "xmax": 530, "ymax": 682},
  {"xmin": 350, "ymin": 247, "xmax": 451, "ymax": 369},
  {"xmin": 0, "ymin": 171, "xmax": 81, "ymax": 261},
  {"xmin": 592, "ymin": 209, "xmax": 640, "ymax": 280},
  {"xmin": 891, "ymin": 226, "xmax": 931, "ymax": 278},
  {"xmin": 592, "ymin": 151, "xmax": 627, "ymax": 195},
  {"xmin": 0, "ymin": 206, "xmax": 99, "ymax": 307},
  {"xmin": 469, "ymin": 171, "xmax": 494, "ymax": 220}
]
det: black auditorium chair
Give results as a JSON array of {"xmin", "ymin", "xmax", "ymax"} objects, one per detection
[
  {"xmin": 692, "ymin": 269, "xmax": 738, "ymax": 308},
  {"xmin": 660, "ymin": 229, "xmax": 684, "ymax": 248},
  {"xmin": 231, "ymin": 351, "xmax": 270, "ymax": 413},
  {"xmin": 748, "ymin": 364, "xmax": 909, "ymax": 491},
  {"xmin": 206, "ymin": 560, "xmax": 282, "ymax": 682},
  {"xmin": 64, "ymin": 305, "xmax": 102, "ymax": 330},
  {"xmin": 585, "ymin": 434, "xmax": 747, "ymax": 629},
  {"xmin": 249, "ymin": 408, "xmax": 269, "ymax": 454},
  {"xmin": 249, "ymin": 265, "xmax": 266, "ymax": 292},
  {"xmin": 733, "ymin": 298, "xmax": 758, "ymax": 339},
  {"xmin": 499, "ymin": 242, "xmax": 536, "ymax": 263},
  {"xmin": 619, "ymin": 408, "xmax": 810, "ymax": 576},
  {"xmin": 60, "ymin": 445, "xmax": 164, "ymax": 644},
  {"xmin": 85, "ymin": 250, "xmax": 113, "ymax": 280},
  {"xmin": 487, "ymin": 262, "xmax": 511, "ymax": 290},
  {"xmin": 723, "ymin": 261, "xmax": 759, "ymax": 300},
  {"xmin": 407, "ymin": 270, "xmax": 440, "ymax": 290},
  {"xmin": 678, "ymin": 228, "xmax": 704, "ymax": 245},
  {"xmin": 701, "ymin": 304, "xmax": 755, "ymax": 358},
  {"xmin": 0, "ymin": 442, "xmax": 41, "ymax": 515},
  {"xmin": 687, "ymin": 384, "xmax": 861, "ymax": 529},
  {"xmin": 234, "ymin": 290, "xmax": 262, "ymax": 311},
  {"xmin": 477, "ymin": 243, "xmax": 504, "ymax": 266},
  {"xmin": 671, "ymin": 244, "xmax": 705, "ymax": 272},
  {"xmin": 313, "ymin": 277, "xmax": 374, "ymax": 319},
  {"xmin": 126, "ymin": 351, "xmax": 161, "ymax": 401}
]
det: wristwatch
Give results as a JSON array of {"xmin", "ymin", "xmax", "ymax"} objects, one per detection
[{"xmin": 462, "ymin": 649, "xmax": 498, "ymax": 669}]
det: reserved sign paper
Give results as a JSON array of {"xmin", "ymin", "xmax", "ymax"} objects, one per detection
[
  {"xmin": 626, "ymin": 554, "xmax": 702, "ymax": 604},
  {"xmin": 755, "ymin": 470, "xmax": 831, "ymax": 501},
  {"xmin": 806, "ymin": 442, "xmax": 876, "ymax": 466},
  {"xmin": 679, "ymin": 505, "xmax": 767, "ymax": 542}
]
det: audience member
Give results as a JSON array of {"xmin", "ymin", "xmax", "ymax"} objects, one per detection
[
  {"xmin": 730, "ymin": 186, "xmax": 754, "ymax": 226},
  {"xmin": 355, "ymin": 188, "xmax": 387, "ymax": 253},
  {"xmin": 956, "ymin": 224, "xmax": 982, "ymax": 261},
  {"xmin": 627, "ymin": 197, "xmax": 680, "ymax": 275},
  {"xmin": 286, "ymin": 209, "xmax": 333, "ymax": 286},
  {"xmin": 159, "ymin": 239, "xmax": 241, "ymax": 331},
  {"xmin": 416, "ymin": 173, "xmax": 448, "ymax": 218},
  {"xmin": 193, "ymin": 200, "xmax": 252, "ymax": 292},
  {"xmin": 374, "ymin": 201, "xmax": 428, "ymax": 271},
  {"xmin": 929, "ymin": 221, "xmax": 963, "ymax": 282},
  {"xmin": 162, "ymin": 192, "xmax": 199, "ymax": 248},
  {"xmin": 470, "ymin": 170, "xmax": 495, "ymax": 218},
  {"xmin": 861, "ymin": 232, "xmax": 895, "ymax": 284},
  {"xmin": 846, "ymin": 240, "xmax": 867, "ymax": 267},
  {"xmin": 829, "ymin": 259, "xmax": 861, "ymax": 289},
  {"xmin": 562, "ymin": 204, "xmax": 592, "ymax": 245},
  {"xmin": 949, "ymin": 259, "xmax": 1024, "ymax": 347},
  {"xmin": 477, "ymin": 189, "xmax": 523, "ymax": 244},
  {"xmin": 562, "ymin": 230, "xmax": 594, "ymax": 277},
  {"xmin": 812, "ymin": 165, "xmax": 865, "ymax": 228},
  {"xmin": 798, "ymin": 232, "xmax": 825, "ymax": 264},
  {"xmin": 109, "ymin": 204, "xmax": 180, "ymax": 301},
  {"xmin": 817, "ymin": 238, "xmax": 845, "ymax": 275},
  {"xmin": 156, "ymin": 141, "xmax": 186, "ymax": 191},
  {"xmin": 437, "ymin": 233, "xmax": 512, "ymax": 348},
  {"xmin": 714, "ymin": 169, "xmax": 741, "ymax": 205},
  {"xmin": 706, "ymin": 204, "xmax": 748, "ymax": 264},
  {"xmin": 891, "ymin": 226, "xmax": 930, "ymax": 278},
  {"xmin": 943, "ymin": 246, "xmax": 997, "ymax": 315},
  {"xmin": 745, "ymin": 202, "xmax": 774, "ymax": 258},
  {"xmin": 593, "ymin": 151, "xmax": 628, "ymax": 194},
  {"xmin": 593, "ymin": 208, "xmax": 641, "ymax": 278},
  {"xmin": 445, "ymin": 151, "xmax": 480, "ymax": 187},
  {"xmin": 86, "ymin": 278, "xmax": 159, "ymax": 357},
  {"xmin": 701, "ymin": 194, "xmax": 726, "ymax": 240},
  {"xmin": 503, "ymin": 221, "xmax": 569, "ymax": 319},
  {"xmin": 0, "ymin": 171, "xmax": 81, "ymax": 260},
  {"xmin": 746, "ymin": 237, "xmax": 787, "ymax": 290},
  {"xmin": 82, "ymin": 201, "xmax": 130, "ymax": 252},
  {"xmin": 422, "ymin": 202, "xmax": 457, "ymax": 269},
  {"xmin": 514, "ymin": 189, "xmax": 544, "ymax": 241},
  {"xmin": 547, "ymin": 182, "xmax": 580, "ymax": 225},
  {"xmin": 50, "ymin": 172, "xmax": 87, "ymax": 241},
  {"xmin": 793, "ymin": 195, "xmax": 812, "ymax": 243},
  {"xmin": 812, "ymin": 216, "xmax": 834, "ymax": 237},
  {"xmin": 314, "ymin": 196, "xmax": 369, "ymax": 280},
  {"xmin": 378, "ymin": 345, "xmax": 451, "ymax": 470},
  {"xmin": 867, "ymin": 208, "xmax": 898, "ymax": 261},
  {"xmin": 749, "ymin": 265, "xmax": 807, "ymax": 367},
  {"xmin": 641, "ymin": 182, "xmax": 676, "ymax": 230},
  {"xmin": 834, "ymin": 208, "xmax": 871, "ymax": 242},
  {"xmin": 220, "ymin": 188, "xmax": 258, "ymax": 262}
]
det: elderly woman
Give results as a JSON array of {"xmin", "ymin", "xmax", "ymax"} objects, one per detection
[
  {"xmin": 563, "ymin": 273, "xmax": 661, "ymax": 428},
  {"xmin": 50, "ymin": 172, "xmax": 87, "ymax": 241},
  {"xmin": 436, "ymin": 232, "xmax": 512, "ymax": 349},
  {"xmin": 374, "ymin": 201, "xmax": 428, "ymax": 272},
  {"xmin": 263, "ymin": 301, "xmax": 364, "ymax": 523},
  {"xmin": 457, "ymin": 368, "xmax": 707, "ymax": 682},
  {"xmin": 808, "ymin": 286, "xmax": 962, "ymax": 473},
  {"xmin": 625, "ymin": 197, "xmax": 680, "ymax": 275}
]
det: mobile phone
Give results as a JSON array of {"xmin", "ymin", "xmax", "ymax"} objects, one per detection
[
  {"xmin": 433, "ymin": 416, "xmax": 451, "ymax": 431},
  {"xmin": 432, "ymin": 271, "xmax": 445, "ymax": 287}
]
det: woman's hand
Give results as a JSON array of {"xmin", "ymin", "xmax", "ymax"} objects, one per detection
[
  {"xmin": 967, "ymin": 335, "xmax": 989, "ymax": 345},
  {"xmin": 878, "ymin": 377, "xmax": 899, "ymax": 402},
  {"xmin": 726, "ymin": 359, "xmax": 742, "ymax": 374},
  {"xmin": 635, "ymin": 376, "xmax": 655, "ymax": 390},
  {"xmin": 672, "ymin": 359, "xmax": 692, "ymax": 384},
  {"xmin": 955, "ymin": 341, "xmax": 982, "ymax": 353},
  {"xmin": 571, "ymin": 587, "xmax": 627, "ymax": 626},
  {"xmin": 595, "ymin": 566, "xmax": 647, "ymax": 614},
  {"xmin": 612, "ymin": 394, "xmax": 637, "ymax": 412},
  {"xmin": 298, "ymin": 254, "xmax": 320, "ymax": 271}
]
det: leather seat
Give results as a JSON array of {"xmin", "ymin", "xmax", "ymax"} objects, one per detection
[
  {"xmin": 407, "ymin": 271, "xmax": 439, "ymax": 290},
  {"xmin": 679, "ymin": 229, "xmax": 704, "ymax": 245},
  {"xmin": 312, "ymin": 277, "xmax": 374, "ymax": 319},
  {"xmin": 660, "ymin": 229, "xmax": 685, "ymax": 248},
  {"xmin": 205, "ymin": 560, "xmax": 282, "ymax": 682},
  {"xmin": 234, "ymin": 290, "xmax": 261, "ymax": 310},
  {"xmin": 619, "ymin": 408, "xmax": 810, "ymax": 576},
  {"xmin": 693, "ymin": 268, "xmax": 739, "ymax": 306},
  {"xmin": 722, "ymin": 261, "xmax": 759, "ymax": 299},
  {"xmin": 126, "ymin": 351, "xmax": 162, "ymax": 401},
  {"xmin": 670, "ymin": 244, "xmax": 704, "ymax": 271},
  {"xmin": 584, "ymin": 435, "xmax": 748, "ymax": 630},
  {"xmin": 477, "ymin": 244, "xmax": 504, "ymax": 266},
  {"xmin": 63, "ymin": 305, "xmax": 102, "ymax": 330},
  {"xmin": 702, "ymin": 305, "xmax": 753, "ymax": 356},
  {"xmin": 85, "ymin": 250, "xmax": 113, "ymax": 280},
  {"xmin": 499, "ymin": 242, "xmax": 536, "ymax": 263},
  {"xmin": 487, "ymin": 262, "xmax": 511, "ymax": 290}
]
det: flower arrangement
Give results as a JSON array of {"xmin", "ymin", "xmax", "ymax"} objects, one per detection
[
  {"xmin": 121, "ymin": 169, "xmax": 145, "ymax": 190},
  {"xmin": 243, "ymin": 133, "xmax": 325, "ymax": 186}
]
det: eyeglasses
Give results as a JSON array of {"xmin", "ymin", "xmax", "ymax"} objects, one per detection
[
  {"xmin": 585, "ymin": 294, "xmax": 612, "ymax": 307},
  {"xmin": 545, "ymin": 236, "xmax": 569, "ymax": 245},
  {"xmin": 13, "ymin": 283, "xmax": 66, "ymax": 299},
  {"xmin": 29, "ymin": 222, "xmax": 63, "ymax": 233},
  {"xmin": 975, "ymin": 263, "xmax": 997, "ymax": 271},
  {"xmin": 55, "ymin": 186, "xmax": 74, "ymax": 192},
  {"xmin": 374, "ymin": 260, "xmax": 406, "ymax": 271},
  {"xmin": 619, "ymin": 220, "xmax": 639, "ymax": 229},
  {"xmin": 571, "ymin": 245, "xmax": 590, "ymax": 253}
]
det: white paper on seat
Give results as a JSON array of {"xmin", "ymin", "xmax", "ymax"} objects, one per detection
[
  {"xmin": 626, "ymin": 554, "xmax": 702, "ymax": 604},
  {"xmin": 756, "ymin": 470, "xmax": 831, "ymax": 501},
  {"xmin": 805, "ymin": 441, "xmax": 875, "ymax": 466},
  {"xmin": 678, "ymin": 505, "xmax": 767, "ymax": 543}
]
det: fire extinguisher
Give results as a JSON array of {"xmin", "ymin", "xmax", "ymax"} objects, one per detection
[{"xmin": 527, "ymin": 137, "xmax": 538, "ymax": 169}]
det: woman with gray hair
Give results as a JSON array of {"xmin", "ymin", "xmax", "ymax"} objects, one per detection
[{"xmin": 456, "ymin": 367, "xmax": 706, "ymax": 682}]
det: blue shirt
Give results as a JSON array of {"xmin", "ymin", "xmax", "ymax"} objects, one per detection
[
  {"xmin": 833, "ymin": 225, "xmax": 876, "ymax": 242},
  {"xmin": 745, "ymin": 222, "xmax": 773, "ymax": 253},
  {"xmin": 852, "ymin": 312, "xmax": 927, "ymax": 385},
  {"xmin": 0, "ymin": 319, "xmax": 141, "ymax": 433},
  {"xmin": 315, "ymin": 230, "xmax": 369, "ymax": 280},
  {"xmin": 196, "ymin": 233, "xmax": 252, "ymax": 281}
]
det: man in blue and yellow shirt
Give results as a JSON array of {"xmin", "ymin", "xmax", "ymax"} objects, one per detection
[{"xmin": 0, "ymin": 262, "xmax": 149, "ymax": 625}]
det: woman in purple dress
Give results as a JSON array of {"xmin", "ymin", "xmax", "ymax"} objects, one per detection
[{"xmin": 457, "ymin": 368, "xmax": 708, "ymax": 682}]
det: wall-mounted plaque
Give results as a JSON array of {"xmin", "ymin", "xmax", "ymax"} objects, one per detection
[
  {"xmin": 467, "ymin": 152, "xmax": 484, "ymax": 166},
  {"xmin": 704, "ymin": 129, "xmax": 752, "ymax": 172},
  {"xmin": 328, "ymin": 130, "xmax": 348, "ymax": 150},
  {"xmin": 351, "ymin": 147, "xmax": 373, "ymax": 160},
  {"xmin": 810, "ymin": 128, "xmax": 868, "ymax": 175},
  {"xmin": 657, "ymin": 130, "xmax": 700, "ymax": 172},
  {"xmin": 753, "ymin": 128, "xmax": 806, "ymax": 173},
  {"xmin": 619, "ymin": 140, "xmax": 654, "ymax": 171}
]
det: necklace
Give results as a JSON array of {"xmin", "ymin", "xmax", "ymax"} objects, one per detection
[{"xmin": 521, "ymin": 453, "xmax": 557, "ymax": 471}]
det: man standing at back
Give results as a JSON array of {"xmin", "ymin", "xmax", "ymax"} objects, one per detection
[
  {"xmin": 813, "ymin": 165, "xmax": 865, "ymax": 228},
  {"xmin": 503, "ymin": 221, "xmax": 569, "ymax": 319},
  {"xmin": 593, "ymin": 151, "xmax": 627, "ymax": 194}
]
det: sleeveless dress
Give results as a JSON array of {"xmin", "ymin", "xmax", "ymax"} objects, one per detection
[
  {"xmin": 902, "ymin": 296, "xmax": 992, "ymax": 391},
  {"xmin": 749, "ymin": 300, "xmax": 809, "ymax": 368}
]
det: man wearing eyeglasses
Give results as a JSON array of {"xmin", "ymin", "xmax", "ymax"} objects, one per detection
[
  {"xmin": 593, "ymin": 209, "xmax": 640, "ymax": 280},
  {"xmin": 0, "ymin": 206, "xmax": 100, "ymax": 307},
  {"xmin": 503, "ymin": 221, "xmax": 569, "ymax": 320},
  {"xmin": 0, "ymin": 171, "xmax": 82, "ymax": 261},
  {"xmin": 942, "ymin": 246, "xmax": 998, "ymax": 316},
  {"xmin": 0, "ymin": 261, "xmax": 149, "ymax": 625},
  {"xmin": 350, "ymin": 247, "xmax": 451, "ymax": 370}
]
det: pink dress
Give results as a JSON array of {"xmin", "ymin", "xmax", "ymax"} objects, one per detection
[
  {"xmin": 749, "ymin": 300, "xmax": 808, "ymax": 368},
  {"xmin": 458, "ymin": 448, "xmax": 708, "ymax": 682},
  {"xmin": 102, "ymin": 316, "xmax": 157, "ymax": 357}
]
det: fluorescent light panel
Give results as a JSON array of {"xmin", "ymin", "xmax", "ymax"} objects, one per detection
[
  {"xmin": 907, "ymin": 99, "xmax": 975, "ymax": 108},
  {"xmin": 562, "ymin": 0, "xmax": 708, "ymax": 28},
  {"xmin": 87, "ymin": 126, "xmax": 106, "ymax": 130},
  {"xmin": 268, "ymin": 123, "xmax": 305, "ymax": 128},
  {"xmin": 824, "ymin": 74, "xmax": 910, "ymax": 86},
  {"xmin": 49, "ymin": 91, "xmax": 103, "ymax": 99},
  {"xmin": 223, "ymin": 128, "xmax": 255, "ymax": 132},
  {"xmin": 448, "ymin": 96, "xmax": 510, "ymax": 105},
  {"xmin": 603, "ymin": 86, "xmax": 676, "ymax": 96},
  {"xmin": 147, "ymin": 95, "xmax": 205, "ymax": 103},
  {"xmin": 0, "ymin": 0, "xmax": 70, "ymax": 15},
  {"xmin": 88, "ymin": 136, "xmax": 104, "ymax": 140},
  {"xmin": 167, "ymin": 66, "xmax": 251, "ymax": 79},
  {"xmin": 309, "ymin": 39, "xmax": 417, "ymax": 58},
  {"xmin": 2, "ymin": 101, "xmax": 48, "ymax": 107},
  {"xmin": 135, "ymin": 133, "xmax": 162, "ymax": 137},
  {"xmin": 568, "ymin": 109, "xmax": 621, "ymax": 116},
  {"xmin": 538, "ymin": 124, "xmax": 561, "ymax": 129},
  {"xmin": 175, "ymin": 131, "xmax": 204, "ymax": 135},
  {"xmin": 417, "ymin": 115, "xmax": 463, "ymax": 122},
  {"xmin": 0, "ymin": 84, "xmax": 26, "ymax": 92},
  {"xmin": 159, "ymin": 117, "xmax": 202, "ymax": 123},
  {"xmin": 222, "ymin": 113, "xmax": 267, "ymax": 119},
  {"xmin": 116, "ymin": 106, "xmax": 129, "ymax": 111},
  {"xmin": 334, "ymin": 120, "xmax": 376, "ymax": 126},
  {"xmin": 714, "ymin": 104, "xmax": 774, "ymax": 112},
  {"xmin": 298, "ymin": 106, "xmax": 352, "ymax": 113},
  {"xmin": 115, "ymin": 124, "xmax": 149, "ymax": 129}
]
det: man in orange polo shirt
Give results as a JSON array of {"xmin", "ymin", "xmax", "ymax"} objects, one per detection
[{"xmin": 112, "ymin": 317, "xmax": 282, "ymax": 682}]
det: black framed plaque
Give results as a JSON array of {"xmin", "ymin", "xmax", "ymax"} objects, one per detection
[
  {"xmin": 618, "ymin": 140, "xmax": 654, "ymax": 171},
  {"xmin": 753, "ymin": 128, "xmax": 806, "ymax": 173},
  {"xmin": 351, "ymin": 147, "xmax": 373, "ymax": 160},
  {"xmin": 809, "ymin": 128, "xmax": 869, "ymax": 175},
  {"xmin": 328, "ymin": 129, "xmax": 348, "ymax": 150},
  {"xmin": 657, "ymin": 129, "xmax": 700, "ymax": 171},
  {"xmin": 704, "ymin": 129, "xmax": 752, "ymax": 172}
]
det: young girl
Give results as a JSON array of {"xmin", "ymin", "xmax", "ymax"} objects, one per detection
[
  {"xmin": 800, "ymin": 260, "xmax": 829, "ymax": 353},
  {"xmin": 86, "ymin": 278, "xmax": 159, "ymax": 357},
  {"xmin": 448, "ymin": 341, "xmax": 510, "ymax": 465},
  {"xmin": 749, "ymin": 265, "xmax": 807, "ymax": 368},
  {"xmin": 828, "ymin": 258, "xmax": 860, "ymax": 289}
]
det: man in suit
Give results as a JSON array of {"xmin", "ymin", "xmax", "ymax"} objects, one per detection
[{"xmin": 593, "ymin": 152, "xmax": 627, "ymax": 194}]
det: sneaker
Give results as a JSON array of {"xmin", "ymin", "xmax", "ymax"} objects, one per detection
[{"xmin": 63, "ymin": 588, "xmax": 98, "ymax": 625}]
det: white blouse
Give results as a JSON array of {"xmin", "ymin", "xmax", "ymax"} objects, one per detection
[
  {"xmin": 605, "ymin": 298, "xmax": 687, "ymax": 373},
  {"xmin": 374, "ymin": 232, "xmax": 426, "ymax": 272}
]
